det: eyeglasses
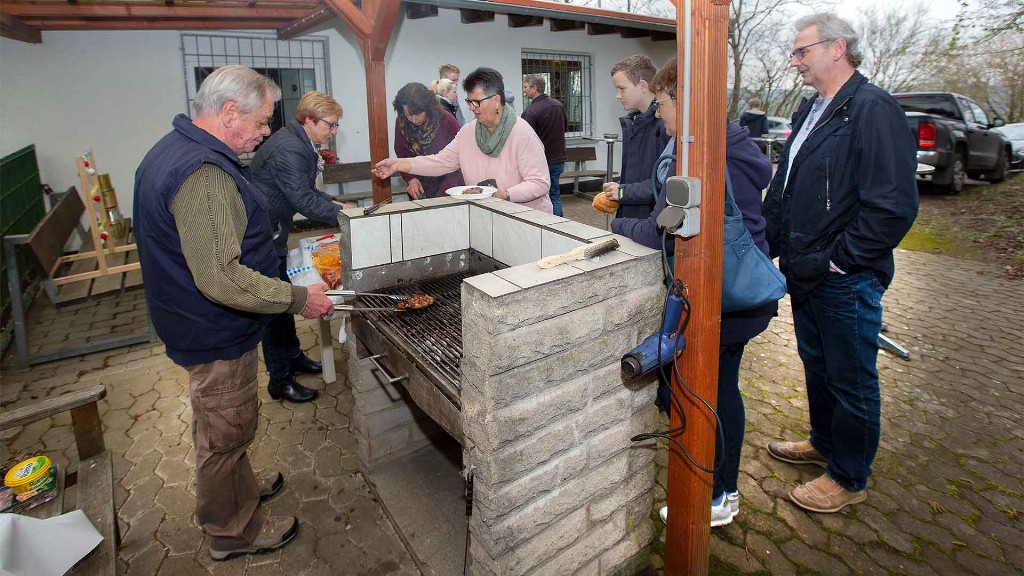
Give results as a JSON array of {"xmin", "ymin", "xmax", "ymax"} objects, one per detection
[
  {"xmin": 465, "ymin": 94, "xmax": 498, "ymax": 108},
  {"xmin": 789, "ymin": 39, "xmax": 831, "ymax": 61},
  {"xmin": 654, "ymin": 97, "xmax": 674, "ymax": 111},
  {"xmin": 318, "ymin": 119, "xmax": 340, "ymax": 130}
]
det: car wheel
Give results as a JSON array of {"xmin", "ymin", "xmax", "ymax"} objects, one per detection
[
  {"xmin": 945, "ymin": 151, "xmax": 966, "ymax": 194},
  {"xmin": 986, "ymin": 147, "xmax": 1009, "ymax": 183}
]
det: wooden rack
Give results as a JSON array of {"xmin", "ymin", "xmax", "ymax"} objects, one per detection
[{"xmin": 57, "ymin": 147, "xmax": 140, "ymax": 287}]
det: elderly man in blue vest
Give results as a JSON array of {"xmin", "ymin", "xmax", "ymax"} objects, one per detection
[{"xmin": 134, "ymin": 65, "xmax": 334, "ymax": 561}]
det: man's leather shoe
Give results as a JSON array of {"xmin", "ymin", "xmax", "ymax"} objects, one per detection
[
  {"xmin": 268, "ymin": 377, "xmax": 319, "ymax": 403},
  {"xmin": 290, "ymin": 354, "xmax": 323, "ymax": 374},
  {"xmin": 259, "ymin": 471, "xmax": 284, "ymax": 501},
  {"xmin": 209, "ymin": 516, "xmax": 298, "ymax": 561},
  {"xmin": 767, "ymin": 439, "xmax": 828, "ymax": 468},
  {"xmin": 790, "ymin": 473, "xmax": 866, "ymax": 513}
]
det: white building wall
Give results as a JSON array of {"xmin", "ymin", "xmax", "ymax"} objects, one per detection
[{"xmin": 1, "ymin": 11, "xmax": 673, "ymax": 217}]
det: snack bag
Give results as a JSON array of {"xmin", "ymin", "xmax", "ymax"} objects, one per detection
[{"xmin": 311, "ymin": 241, "xmax": 342, "ymax": 289}]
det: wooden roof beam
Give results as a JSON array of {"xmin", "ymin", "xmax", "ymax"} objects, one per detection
[
  {"xmin": 460, "ymin": 9, "xmax": 493, "ymax": 24},
  {"xmin": 549, "ymin": 18, "xmax": 584, "ymax": 32},
  {"xmin": 650, "ymin": 30, "xmax": 675, "ymax": 41},
  {"xmin": 404, "ymin": 3, "xmax": 437, "ymax": 19},
  {"xmin": 1, "ymin": 10, "xmax": 41, "ymax": 43},
  {"xmin": 22, "ymin": 18, "xmax": 291, "ymax": 29},
  {"xmin": 277, "ymin": 4, "xmax": 332, "ymax": 39},
  {"xmin": 619, "ymin": 27, "xmax": 649, "ymax": 39},
  {"xmin": 323, "ymin": 0, "xmax": 370, "ymax": 37},
  {"xmin": 586, "ymin": 22, "xmax": 616, "ymax": 35},
  {"xmin": 3, "ymin": 3, "xmax": 314, "ymax": 19},
  {"xmin": 507, "ymin": 13, "xmax": 542, "ymax": 28}
]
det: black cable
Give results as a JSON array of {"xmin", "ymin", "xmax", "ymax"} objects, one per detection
[{"xmin": 630, "ymin": 230, "xmax": 727, "ymax": 477}]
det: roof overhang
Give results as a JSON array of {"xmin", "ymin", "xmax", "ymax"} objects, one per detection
[{"xmin": 1, "ymin": 0, "xmax": 675, "ymax": 44}]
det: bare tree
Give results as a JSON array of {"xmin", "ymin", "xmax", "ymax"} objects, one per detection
[
  {"xmin": 727, "ymin": 0, "xmax": 816, "ymax": 117},
  {"xmin": 954, "ymin": 0, "xmax": 1023, "ymax": 42},
  {"xmin": 559, "ymin": 0, "xmax": 672, "ymax": 18},
  {"xmin": 928, "ymin": 29, "xmax": 1024, "ymax": 122},
  {"xmin": 854, "ymin": 2, "xmax": 944, "ymax": 93}
]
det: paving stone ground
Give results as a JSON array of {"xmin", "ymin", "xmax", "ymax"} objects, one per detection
[{"xmin": 2, "ymin": 194, "xmax": 1022, "ymax": 575}]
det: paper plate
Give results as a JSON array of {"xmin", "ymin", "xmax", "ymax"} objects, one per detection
[{"xmin": 445, "ymin": 185, "xmax": 497, "ymax": 199}]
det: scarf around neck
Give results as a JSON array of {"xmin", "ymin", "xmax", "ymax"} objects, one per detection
[
  {"xmin": 401, "ymin": 114, "xmax": 438, "ymax": 156},
  {"xmin": 476, "ymin": 104, "xmax": 516, "ymax": 158}
]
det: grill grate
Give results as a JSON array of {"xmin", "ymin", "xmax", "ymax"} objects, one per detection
[{"xmin": 357, "ymin": 273, "xmax": 470, "ymax": 391}]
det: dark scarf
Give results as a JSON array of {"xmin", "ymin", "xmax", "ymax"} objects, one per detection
[{"xmin": 400, "ymin": 114, "xmax": 438, "ymax": 156}]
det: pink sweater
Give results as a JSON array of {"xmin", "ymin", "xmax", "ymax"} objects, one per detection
[{"xmin": 407, "ymin": 117, "xmax": 553, "ymax": 213}]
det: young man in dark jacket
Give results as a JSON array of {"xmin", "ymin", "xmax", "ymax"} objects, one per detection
[
  {"xmin": 762, "ymin": 13, "xmax": 918, "ymax": 514},
  {"xmin": 522, "ymin": 74, "xmax": 569, "ymax": 216},
  {"xmin": 602, "ymin": 55, "xmax": 671, "ymax": 219},
  {"xmin": 614, "ymin": 59, "xmax": 775, "ymax": 529}
]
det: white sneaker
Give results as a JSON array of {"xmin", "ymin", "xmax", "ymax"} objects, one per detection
[
  {"xmin": 658, "ymin": 491, "xmax": 740, "ymax": 527},
  {"xmin": 710, "ymin": 491, "xmax": 740, "ymax": 527}
]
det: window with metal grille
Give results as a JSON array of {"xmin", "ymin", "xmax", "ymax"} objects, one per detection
[
  {"xmin": 521, "ymin": 50, "xmax": 593, "ymax": 138},
  {"xmin": 180, "ymin": 33, "xmax": 331, "ymax": 137}
]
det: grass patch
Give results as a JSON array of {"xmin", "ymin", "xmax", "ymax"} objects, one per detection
[{"xmin": 899, "ymin": 229, "xmax": 973, "ymax": 255}]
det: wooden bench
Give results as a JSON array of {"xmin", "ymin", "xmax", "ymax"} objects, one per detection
[
  {"xmin": 321, "ymin": 161, "xmax": 407, "ymax": 204},
  {"xmin": 3, "ymin": 187, "xmax": 155, "ymax": 366},
  {"xmin": 0, "ymin": 384, "xmax": 118, "ymax": 576},
  {"xmin": 561, "ymin": 146, "xmax": 611, "ymax": 194}
]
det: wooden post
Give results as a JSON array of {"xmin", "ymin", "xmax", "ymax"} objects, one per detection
[
  {"xmin": 323, "ymin": 0, "xmax": 400, "ymax": 206},
  {"xmin": 665, "ymin": 0, "xmax": 731, "ymax": 574}
]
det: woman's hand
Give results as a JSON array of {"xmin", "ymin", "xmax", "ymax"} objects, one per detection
[
  {"xmin": 495, "ymin": 189, "xmax": 509, "ymax": 201},
  {"xmin": 372, "ymin": 158, "xmax": 400, "ymax": 179},
  {"xmin": 407, "ymin": 178, "xmax": 424, "ymax": 200},
  {"xmin": 602, "ymin": 182, "xmax": 620, "ymax": 200}
]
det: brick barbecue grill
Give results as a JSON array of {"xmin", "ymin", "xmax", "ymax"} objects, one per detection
[{"xmin": 338, "ymin": 196, "xmax": 666, "ymax": 576}]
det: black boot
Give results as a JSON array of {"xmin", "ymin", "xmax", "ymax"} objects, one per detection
[
  {"xmin": 290, "ymin": 354, "xmax": 323, "ymax": 375},
  {"xmin": 268, "ymin": 377, "xmax": 319, "ymax": 403}
]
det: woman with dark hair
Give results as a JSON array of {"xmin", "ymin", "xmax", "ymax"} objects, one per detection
[
  {"xmin": 392, "ymin": 82, "xmax": 464, "ymax": 199},
  {"xmin": 374, "ymin": 68, "xmax": 551, "ymax": 212}
]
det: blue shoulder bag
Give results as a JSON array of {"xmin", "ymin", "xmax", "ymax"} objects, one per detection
[{"xmin": 721, "ymin": 169, "xmax": 787, "ymax": 313}]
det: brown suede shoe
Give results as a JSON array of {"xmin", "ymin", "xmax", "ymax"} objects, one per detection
[
  {"xmin": 209, "ymin": 515, "xmax": 298, "ymax": 561},
  {"xmin": 790, "ymin": 474, "xmax": 866, "ymax": 513},
  {"xmin": 259, "ymin": 471, "xmax": 284, "ymax": 501},
  {"xmin": 767, "ymin": 439, "xmax": 828, "ymax": 468}
]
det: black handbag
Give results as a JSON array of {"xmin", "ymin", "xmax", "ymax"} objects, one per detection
[{"xmin": 721, "ymin": 170, "xmax": 787, "ymax": 313}]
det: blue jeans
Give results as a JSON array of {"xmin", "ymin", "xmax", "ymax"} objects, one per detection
[
  {"xmin": 261, "ymin": 257, "xmax": 301, "ymax": 380},
  {"xmin": 713, "ymin": 342, "xmax": 748, "ymax": 499},
  {"xmin": 792, "ymin": 271, "xmax": 884, "ymax": 492},
  {"xmin": 548, "ymin": 162, "xmax": 565, "ymax": 216}
]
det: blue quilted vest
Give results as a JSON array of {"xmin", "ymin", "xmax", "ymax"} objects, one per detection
[{"xmin": 134, "ymin": 114, "xmax": 279, "ymax": 366}]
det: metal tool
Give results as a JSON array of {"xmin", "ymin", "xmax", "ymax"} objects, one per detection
[
  {"xmin": 334, "ymin": 304, "xmax": 406, "ymax": 313},
  {"xmin": 363, "ymin": 198, "xmax": 391, "ymax": 215},
  {"xmin": 326, "ymin": 289, "xmax": 409, "ymax": 300}
]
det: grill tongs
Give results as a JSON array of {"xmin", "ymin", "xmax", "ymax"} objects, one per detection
[{"xmin": 326, "ymin": 289, "xmax": 408, "ymax": 313}]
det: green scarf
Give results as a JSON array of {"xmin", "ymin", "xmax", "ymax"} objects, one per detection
[{"xmin": 475, "ymin": 104, "xmax": 517, "ymax": 158}]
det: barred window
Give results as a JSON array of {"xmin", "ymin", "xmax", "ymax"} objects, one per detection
[
  {"xmin": 180, "ymin": 33, "xmax": 330, "ymax": 137},
  {"xmin": 521, "ymin": 50, "xmax": 593, "ymax": 138}
]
